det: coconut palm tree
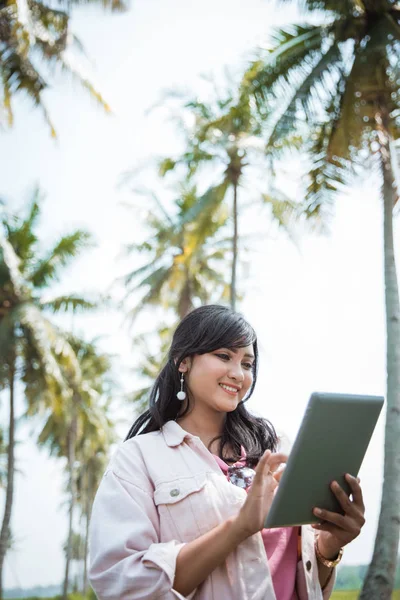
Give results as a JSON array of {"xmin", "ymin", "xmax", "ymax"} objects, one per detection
[
  {"xmin": 35, "ymin": 334, "xmax": 115, "ymax": 599},
  {"xmin": 243, "ymin": 2, "xmax": 400, "ymax": 597},
  {"xmin": 0, "ymin": 190, "xmax": 96, "ymax": 598},
  {"xmin": 121, "ymin": 183, "xmax": 232, "ymax": 321},
  {"xmin": 159, "ymin": 88, "xmax": 263, "ymax": 311},
  {"xmin": 76, "ymin": 435, "xmax": 113, "ymax": 595},
  {"xmin": 159, "ymin": 84, "xmax": 305, "ymax": 310},
  {"xmin": 69, "ymin": 335, "xmax": 115, "ymax": 598},
  {"xmin": 0, "ymin": 0, "xmax": 127, "ymax": 135}
]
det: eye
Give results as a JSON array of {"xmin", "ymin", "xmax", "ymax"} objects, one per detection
[
  {"xmin": 215, "ymin": 353, "xmax": 230, "ymax": 361},
  {"xmin": 242, "ymin": 362, "xmax": 254, "ymax": 371}
]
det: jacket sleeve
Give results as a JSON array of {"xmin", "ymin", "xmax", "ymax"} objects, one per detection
[
  {"xmin": 89, "ymin": 468, "xmax": 196, "ymax": 600},
  {"xmin": 296, "ymin": 525, "xmax": 337, "ymax": 600}
]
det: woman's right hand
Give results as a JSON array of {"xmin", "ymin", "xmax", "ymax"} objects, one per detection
[{"xmin": 232, "ymin": 450, "xmax": 288, "ymax": 539}]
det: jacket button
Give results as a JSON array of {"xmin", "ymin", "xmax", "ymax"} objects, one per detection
[
  {"xmin": 306, "ymin": 560, "xmax": 312, "ymax": 571},
  {"xmin": 170, "ymin": 488, "xmax": 180, "ymax": 497}
]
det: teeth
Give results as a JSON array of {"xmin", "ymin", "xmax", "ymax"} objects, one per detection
[{"xmin": 220, "ymin": 384, "xmax": 238, "ymax": 393}]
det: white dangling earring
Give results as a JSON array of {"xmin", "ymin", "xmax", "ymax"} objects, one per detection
[{"xmin": 177, "ymin": 373, "xmax": 186, "ymax": 401}]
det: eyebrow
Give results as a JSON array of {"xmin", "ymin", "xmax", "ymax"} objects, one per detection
[{"xmin": 227, "ymin": 348, "xmax": 255, "ymax": 360}]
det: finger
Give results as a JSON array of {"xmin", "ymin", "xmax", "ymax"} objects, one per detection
[
  {"xmin": 259, "ymin": 449, "xmax": 271, "ymax": 467},
  {"xmin": 251, "ymin": 451, "xmax": 275, "ymax": 490},
  {"xmin": 254, "ymin": 450, "xmax": 271, "ymax": 477},
  {"xmin": 311, "ymin": 522, "xmax": 346, "ymax": 537},
  {"xmin": 273, "ymin": 467, "xmax": 286, "ymax": 482},
  {"xmin": 267, "ymin": 453, "xmax": 288, "ymax": 473},
  {"xmin": 330, "ymin": 481, "xmax": 360, "ymax": 518},
  {"xmin": 313, "ymin": 504, "xmax": 364, "ymax": 534},
  {"xmin": 345, "ymin": 474, "xmax": 365, "ymax": 512},
  {"xmin": 313, "ymin": 507, "xmax": 348, "ymax": 530}
]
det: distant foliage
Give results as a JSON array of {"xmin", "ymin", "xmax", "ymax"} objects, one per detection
[
  {"xmin": 6, "ymin": 591, "xmax": 97, "ymax": 600},
  {"xmin": 335, "ymin": 562, "xmax": 400, "ymax": 591}
]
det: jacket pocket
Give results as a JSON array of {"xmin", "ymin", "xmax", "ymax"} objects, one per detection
[
  {"xmin": 154, "ymin": 473, "xmax": 207, "ymax": 505},
  {"xmin": 154, "ymin": 473, "xmax": 222, "ymax": 541}
]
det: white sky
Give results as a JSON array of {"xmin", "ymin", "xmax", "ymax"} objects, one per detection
[{"xmin": 0, "ymin": 0, "xmax": 397, "ymax": 589}]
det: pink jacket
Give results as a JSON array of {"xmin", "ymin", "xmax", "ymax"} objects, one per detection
[{"xmin": 89, "ymin": 421, "xmax": 336, "ymax": 600}]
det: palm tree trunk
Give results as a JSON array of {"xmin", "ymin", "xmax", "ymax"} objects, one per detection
[
  {"xmin": 0, "ymin": 360, "xmax": 16, "ymax": 600},
  {"xmin": 178, "ymin": 275, "xmax": 193, "ymax": 319},
  {"xmin": 83, "ymin": 469, "xmax": 92, "ymax": 596},
  {"xmin": 62, "ymin": 399, "xmax": 78, "ymax": 600},
  {"xmin": 360, "ymin": 110, "xmax": 400, "ymax": 600},
  {"xmin": 231, "ymin": 182, "xmax": 238, "ymax": 311}
]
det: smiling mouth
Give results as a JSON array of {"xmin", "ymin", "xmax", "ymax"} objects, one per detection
[{"xmin": 219, "ymin": 384, "xmax": 239, "ymax": 396}]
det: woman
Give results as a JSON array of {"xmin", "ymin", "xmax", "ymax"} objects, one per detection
[{"xmin": 89, "ymin": 305, "xmax": 365, "ymax": 599}]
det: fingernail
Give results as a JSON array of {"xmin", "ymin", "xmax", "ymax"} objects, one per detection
[{"xmin": 314, "ymin": 508, "xmax": 322, "ymax": 515}]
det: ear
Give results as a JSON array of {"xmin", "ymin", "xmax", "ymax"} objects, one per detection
[{"xmin": 178, "ymin": 357, "xmax": 191, "ymax": 373}]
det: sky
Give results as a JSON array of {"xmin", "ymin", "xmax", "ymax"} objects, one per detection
[{"xmin": 0, "ymin": 0, "xmax": 397, "ymax": 590}]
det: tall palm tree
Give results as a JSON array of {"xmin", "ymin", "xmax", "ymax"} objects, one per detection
[
  {"xmin": 243, "ymin": 2, "xmax": 400, "ymax": 597},
  {"xmin": 35, "ymin": 334, "xmax": 115, "ymax": 599},
  {"xmin": 121, "ymin": 183, "xmax": 232, "ymax": 321},
  {"xmin": 69, "ymin": 335, "xmax": 115, "ymax": 598},
  {"xmin": 158, "ymin": 84, "xmax": 305, "ymax": 310},
  {"xmin": 76, "ymin": 435, "xmax": 113, "ymax": 595},
  {"xmin": 0, "ymin": 0, "xmax": 127, "ymax": 135},
  {"xmin": 159, "ymin": 88, "xmax": 265, "ymax": 311},
  {"xmin": 0, "ymin": 190, "xmax": 95, "ymax": 598}
]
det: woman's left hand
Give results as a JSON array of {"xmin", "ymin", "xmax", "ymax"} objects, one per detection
[{"xmin": 311, "ymin": 474, "xmax": 366, "ymax": 558}]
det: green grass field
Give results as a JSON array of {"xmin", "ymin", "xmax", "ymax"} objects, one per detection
[{"xmin": 332, "ymin": 591, "xmax": 400, "ymax": 600}]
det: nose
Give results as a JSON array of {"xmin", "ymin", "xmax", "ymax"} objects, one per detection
[{"xmin": 228, "ymin": 363, "xmax": 244, "ymax": 382}]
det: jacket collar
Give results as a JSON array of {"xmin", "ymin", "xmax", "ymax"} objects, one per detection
[
  {"xmin": 161, "ymin": 420, "xmax": 195, "ymax": 447},
  {"xmin": 161, "ymin": 421, "xmax": 247, "ymax": 463}
]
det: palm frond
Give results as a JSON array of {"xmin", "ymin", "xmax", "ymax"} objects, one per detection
[
  {"xmin": 304, "ymin": 136, "xmax": 354, "ymax": 221},
  {"xmin": 273, "ymin": 0, "xmax": 364, "ymax": 13},
  {"xmin": 0, "ymin": 0, "xmax": 112, "ymax": 134},
  {"xmin": 127, "ymin": 386, "xmax": 151, "ymax": 415},
  {"xmin": 259, "ymin": 39, "xmax": 343, "ymax": 154},
  {"xmin": 29, "ymin": 230, "xmax": 93, "ymax": 287},
  {"xmin": 126, "ymin": 265, "xmax": 173, "ymax": 322},
  {"xmin": 181, "ymin": 180, "xmax": 230, "ymax": 226},
  {"xmin": 4, "ymin": 190, "xmax": 41, "ymax": 264},
  {"xmin": 243, "ymin": 24, "xmax": 328, "ymax": 115},
  {"xmin": 121, "ymin": 260, "xmax": 159, "ymax": 288},
  {"xmin": 17, "ymin": 303, "xmax": 72, "ymax": 392},
  {"xmin": 262, "ymin": 193, "xmax": 302, "ymax": 246},
  {"xmin": 57, "ymin": 51, "xmax": 111, "ymax": 114},
  {"xmin": 130, "ymin": 188, "xmax": 175, "ymax": 226},
  {"xmin": 0, "ymin": 231, "xmax": 30, "ymax": 298},
  {"xmin": 1, "ymin": 68, "xmax": 13, "ymax": 126},
  {"xmin": 0, "ymin": 42, "xmax": 56, "ymax": 136},
  {"xmin": 68, "ymin": 0, "xmax": 129, "ymax": 11},
  {"xmin": 40, "ymin": 295, "xmax": 97, "ymax": 313}
]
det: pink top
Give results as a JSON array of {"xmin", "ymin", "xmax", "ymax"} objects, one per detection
[{"xmin": 213, "ymin": 451, "xmax": 299, "ymax": 600}]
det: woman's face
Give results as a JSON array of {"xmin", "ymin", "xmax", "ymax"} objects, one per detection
[{"xmin": 181, "ymin": 345, "xmax": 255, "ymax": 414}]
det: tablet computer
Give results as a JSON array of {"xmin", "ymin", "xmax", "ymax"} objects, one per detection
[{"xmin": 264, "ymin": 392, "xmax": 384, "ymax": 529}]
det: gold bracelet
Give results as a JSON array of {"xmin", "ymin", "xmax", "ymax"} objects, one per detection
[{"xmin": 314, "ymin": 535, "xmax": 344, "ymax": 568}]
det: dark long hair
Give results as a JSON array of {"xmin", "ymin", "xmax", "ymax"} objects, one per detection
[{"xmin": 125, "ymin": 305, "xmax": 278, "ymax": 466}]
